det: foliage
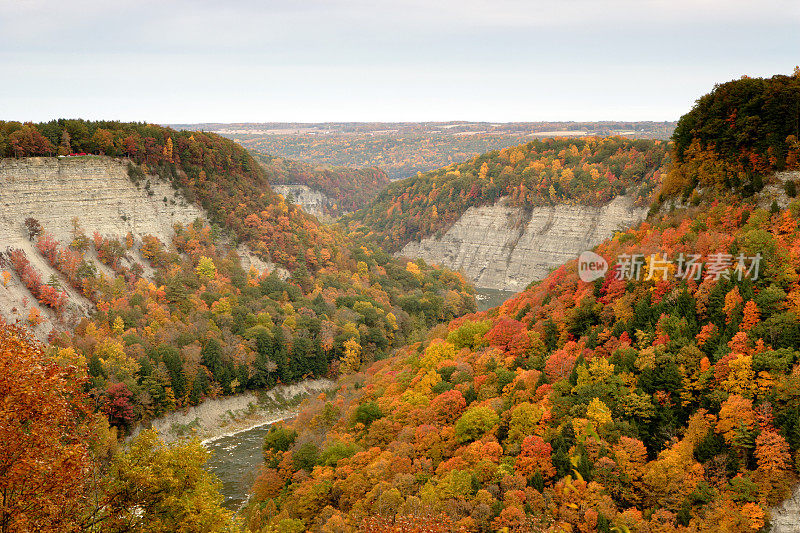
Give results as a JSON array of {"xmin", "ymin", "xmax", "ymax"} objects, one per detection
[
  {"xmin": 0, "ymin": 325, "xmax": 95, "ymax": 533},
  {"xmin": 246, "ymin": 187, "xmax": 800, "ymax": 532},
  {"xmin": 101, "ymin": 429, "xmax": 237, "ymax": 532},
  {"xmin": 664, "ymin": 71, "xmax": 800, "ymax": 198},
  {"xmin": 255, "ymin": 153, "xmax": 390, "ymax": 215},
  {"xmin": 345, "ymin": 136, "xmax": 669, "ymax": 251}
]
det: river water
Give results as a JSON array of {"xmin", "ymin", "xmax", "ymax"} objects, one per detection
[
  {"xmin": 204, "ymin": 423, "xmax": 273, "ymax": 510},
  {"xmin": 475, "ymin": 288, "xmax": 517, "ymax": 311},
  {"xmin": 202, "ymin": 290, "xmax": 518, "ymax": 510}
]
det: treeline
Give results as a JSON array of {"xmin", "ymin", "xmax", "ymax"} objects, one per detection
[
  {"xmin": 664, "ymin": 71, "xmax": 800, "ymax": 199},
  {"xmin": 232, "ymin": 131, "xmax": 535, "ymax": 180},
  {"xmin": 0, "ymin": 119, "xmax": 331, "ymax": 273},
  {"xmin": 345, "ymin": 137, "xmax": 669, "ymax": 252},
  {"xmin": 227, "ymin": 122, "xmax": 675, "ymax": 181},
  {"xmin": 255, "ymin": 153, "xmax": 390, "ymax": 215}
]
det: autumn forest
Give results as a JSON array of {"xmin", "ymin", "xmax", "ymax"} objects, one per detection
[{"xmin": 2, "ymin": 70, "xmax": 800, "ymax": 533}]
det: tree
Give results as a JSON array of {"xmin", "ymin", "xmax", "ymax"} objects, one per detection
[
  {"xmin": 717, "ymin": 395, "xmax": 757, "ymax": 465},
  {"xmin": 517, "ymin": 435, "xmax": 555, "ymax": 479},
  {"xmin": 429, "ymin": 389, "xmax": 467, "ymax": 424},
  {"xmin": 754, "ymin": 429, "xmax": 793, "ymax": 501},
  {"xmin": 58, "ymin": 130, "xmax": 72, "ymax": 156},
  {"xmin": 454, "ymin": 406, "xmax": 499, "ymax": 443},
  {"xmin": 340, "ymin": 337, "xmax": 361, "ymax": 374},
  {"xmin": 0, "ymin": 324, "xmax": 95, "ymax": 532},
  {"xmin": 785, "ymin": 179, "xmax": 797, "ymax": 198},
  {"xmin": 195, "ymin": 256, "xmax": 217, "ymax": 282},
  {"xmin": 741, "ymin": 300, "xmax": 760, "ymax": 331},
  {"xmin": 8, "ymin": 123, "xmax": 52, "ymax": 157},
  {"xmin": 101, "ymin": 429, "xmax": 236, "ymax": 532},
  {"xmin": 103, "ymin": 382, "xmax": 135, "ymax": 428},
  {"xmin": 23, "ymin": 217, "xmax": 42, "ymax": 241}
]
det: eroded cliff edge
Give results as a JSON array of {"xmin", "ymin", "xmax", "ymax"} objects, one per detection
[
  {"xmin": 399, "ymin": 195, "xmax": 648, "ymax": 291},
  {"xmin": 0, "ymin": 157, "xmax": 285, "ymax": 335},
  {"xmin": 272, "ymin": 184, "xmax": 330, "ymax": 218}
]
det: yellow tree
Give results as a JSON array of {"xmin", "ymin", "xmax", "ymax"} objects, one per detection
[
  {"xmin": 101, "ymin": 429, "xmax": 237, "ymax": 532},
  {"xmin": 340, "ymin": 338, "xmax": 361, "ymax": 374}
]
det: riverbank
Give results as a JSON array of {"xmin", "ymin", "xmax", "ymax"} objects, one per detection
[{"xmin": 127, "ymin": 378, "xmax": 335, "ymax": 444}]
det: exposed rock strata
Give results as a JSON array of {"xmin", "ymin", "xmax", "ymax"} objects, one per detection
[
  {"xmin": 0, "ymin": 157, "xmax": 202, "ymax": 245},
  {"xmin": 771, "ymin": 485, "xmax": 800, "ymax": 533},
  {"xmin": 273, "ymin": 184, "xmax": 329, "ymax": 218},
  {"xmin": 400, "ymin": 195, "xmax": 648, "ymax": 291},
  {"xmin": 0, "ymin": 157, "xmax": 283, "ymax": 333}
]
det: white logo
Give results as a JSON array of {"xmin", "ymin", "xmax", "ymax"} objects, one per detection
[{"xmin": 578, "ymin": 251, "xmax": 608, "ymax": 282}]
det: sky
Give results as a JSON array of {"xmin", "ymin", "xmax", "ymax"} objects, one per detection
[{"xmin": 1, "ymin": 0, "xmax": 798, "ymax": 124}]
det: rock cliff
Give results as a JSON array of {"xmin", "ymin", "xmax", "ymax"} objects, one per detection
[
  {"xmin": 0, "ymin": 156, "xmax": 203, "ymax": 245},
  {"xmin": 0, "ymin": 157, "xmax": 283, "ymax": 334},
  {"xmin": 772, "ymin": 485, "xmax": 800, "ymax": 533},
  {"xmin": 399, "ymin": 195, "xmax": 648, "ymax": 291},
  {"xmin": 272, "ymin": 184, "xmax": 330, "ymax": 218},
  {"xmin": 0, "ymin": 157, "xmax": 204, "ymax": 334}
]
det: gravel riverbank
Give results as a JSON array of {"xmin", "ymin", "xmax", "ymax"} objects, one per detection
[{"xmin": 127, "ymin": 378, "xmax": 335, "ymax": 444}]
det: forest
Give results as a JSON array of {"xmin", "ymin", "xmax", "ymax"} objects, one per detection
[
  {"xmin": 344, "ymin": 137, "xmax": 670, "ymax": 252},
  {"xmin": 0, "ymin": 121, "xmax": 477, "ymax": 530},
  {"xmin": 3, "ymin": 71, "xmax": 800, "ymax": 532},
  {"xmin": 222, "ymin": 121, "xmax": 675, "ymax": 181},
  {"xmin": 663, "ymin": 72, "xmax": 800, "ymax": 200},
  {"xmin": 255, "ymin": 153, "xmax": 390, "ymax": 215},
  {"xmin": 235, "ymin": 73, "xmax": 800, "ymax": 532}
]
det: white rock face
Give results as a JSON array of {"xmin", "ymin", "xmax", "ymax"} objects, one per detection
[
  {"xmin": 0, "ymin": 157, "xmax": 204, "ymax": 333},
  {"xmin": 771, "ymin": 485, "xmax": 800, "ymax": 533},
  {"xmin": 400, "ymin": 195, "xmax": 648, "ymax": 291},
  {"xmin": 0, "ymin": 157, "xmax": 284, "ymax": 334},
  {"xmin": 0, "ymin": 157, "xmax": 203, "ymax": 245},
  {"xmin": 273, "ymin": 184, "xmax": 329, "ymax": 218}
]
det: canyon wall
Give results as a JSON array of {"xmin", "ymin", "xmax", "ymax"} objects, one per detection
[
  {"xmin": 400, "ymin": 195, "xmax": 648, "ymax": 292},
  {"xmin": 273, "ymin": 184, "xmax": 330, "ymax": 218},
  {"xmin": 0, "ymin": 156, "xmax": 202, "ymax": 245},
  {"xmin": 772, "ymin": 486, "xmax": 800, "ymax": 533},
  {"xmin": 0, "ymin": 157, "xmax": 282, "ymax": 335}
]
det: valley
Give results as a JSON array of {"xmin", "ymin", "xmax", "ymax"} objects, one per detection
[{"xmin": 2, "ymin": 72, "xmax": 800, "ymax": 533}]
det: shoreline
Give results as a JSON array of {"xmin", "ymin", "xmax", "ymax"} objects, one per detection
[
  {"xmin": 127, "ymin": 378, "xmax": 334, "ymax": 445},
  {"xmin": 200, "ymin": 412, "xmax": 295, "ymax": 446}
]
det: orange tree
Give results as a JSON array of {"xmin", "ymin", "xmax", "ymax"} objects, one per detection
[{"xmin": 0, "ymin": 324, "xmax": 95, "ymax": 533}]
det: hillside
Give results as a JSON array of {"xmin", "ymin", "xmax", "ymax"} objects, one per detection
[
  {"xmin": 0, "ymin": 156, "xmax": 206, "ymax": 336},
  {"xmin": 200, "ymin": 121, "xmax": 675, "ymax": 180},
  {"xmin": 255, "ymin": 153, "xmax": 390, "ymax": 217},
  {"xmin": 400, "ymin": 195, "xmax": 648, "ymax": 291},
  {"xmin": 345, "ymin": 136, "xmax": 669, "ymax": 253},
  {"xmin": 662, "ymin": 72, "xmax": 800, "ymax": 201},
  {"xmin": 0, "ymin": 121, "xmax": 476, "ymax": 432},
  {"xmin": 343, "ymin": 137, "xmax": 668, "ymax": 290},
  {"xmin": 242, "ymin": 74, "xmax": 800, "ymax": 533}
]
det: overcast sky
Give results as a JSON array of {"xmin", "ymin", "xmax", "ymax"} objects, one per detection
[{"xmin": 1, "ymin": 0, "xmax": 798, "ymax": 123}]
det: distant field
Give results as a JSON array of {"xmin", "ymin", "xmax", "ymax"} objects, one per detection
[{"xmin": 171, "ymin": 122, "xmax": 676, "ymax": 180}]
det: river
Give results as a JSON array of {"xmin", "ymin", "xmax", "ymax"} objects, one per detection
[
  {"xmin": 198, "ymin": 292, "xmax": 517, "ymax": 510},
  {"xmin": 475, "ymin": 287, "xmax": 517, "ymax": 311},
  {"xmin": 203, "ymin": 423, "xmax": 274, "ymax": 510}
]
